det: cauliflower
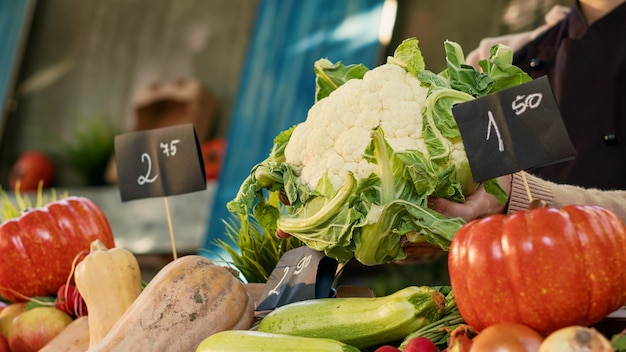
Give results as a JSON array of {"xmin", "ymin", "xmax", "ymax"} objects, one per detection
[
  {"xmin": 228, "ymin": 38, "xmax": 526, "ymax": 265},
  {"xmin": 285, "ymin": 63, "xmax": 430, "ymax": 191}
]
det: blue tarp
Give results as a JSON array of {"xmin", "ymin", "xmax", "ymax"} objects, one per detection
[
  {"xmin": 0, "ymin": 0, "xmax": 36, "ymax": 138},
  {"xmin": 202, "ymin": 0, "xmax": 388, "ymax": 261}
]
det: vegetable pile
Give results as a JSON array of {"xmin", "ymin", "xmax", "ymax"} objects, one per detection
[
  {"xmin": 227, "ymin": 38, "xmax": 531, "ymax": 265},
  {"xmin": 5, "ymin": 36, "xmax": 626, "ymax": 352}
]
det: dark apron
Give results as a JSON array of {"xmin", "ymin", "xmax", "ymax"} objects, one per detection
[{"xmin": 512, "ymin": 0, "xmax": 626, "ymax": 190}]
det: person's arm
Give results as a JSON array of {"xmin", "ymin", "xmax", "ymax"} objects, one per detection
[
  {"xmin": 509, "ymin": 171, "xmax": 626, "ymax": 222},
  {"xmin": 507, "ymin": 171, "xmax": 554, "ymax": 213},
  {"xmin": 465, "ymin": 5, "xmax": 570, "ymax": 67},
  {"xmin": 430, "ymin": 171, "xmax": 626, "ymax": 223}
]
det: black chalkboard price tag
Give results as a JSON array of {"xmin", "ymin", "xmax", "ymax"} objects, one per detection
[
  {"xmin": 256, "ymin": 246, "xmax": 338, "ymax": 312},
  {"xmin": 114, "ymin": 123, "xmax": 206, "ymax": 202},
  {"xmin": 452, "ymin": 76, "xmax": 576, "ymax": 183}
]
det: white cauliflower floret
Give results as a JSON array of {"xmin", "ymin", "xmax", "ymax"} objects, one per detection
[{"xmin": 285, "ymin": 63, "xmax": 429, "ymax": 190}]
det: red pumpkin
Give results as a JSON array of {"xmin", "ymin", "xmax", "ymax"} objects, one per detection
[
  {"xmin": 448, "ymin": 205, "xmax": 626, "ymax": 336},
  {"xmin": 0, "ymin": 197, "xmax": 115, "ymax": 302}
]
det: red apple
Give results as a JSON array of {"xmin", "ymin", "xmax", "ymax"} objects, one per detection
[
  {"xmin": 0, "ymin": 333, "xmax": 8, "ymax": 352},
  {"xmin": 0, "ymin": 302, "xmax": 26, "ymax": 338},
  {"xmin": 8, "ymin": 151, "xmax": 55, "ymax": 192},
  {"xmin": 8, "ymin": 307, "xmax": 72, "ymax": 352}
]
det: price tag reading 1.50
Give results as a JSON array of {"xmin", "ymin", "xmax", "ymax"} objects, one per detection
[
  {"xmin": 452, "ymin": 76, "xmax": 576, "ymax": 183},
  {"xmin": 115, "ymin": 124, "xmax": 206, "ymax": 202}
]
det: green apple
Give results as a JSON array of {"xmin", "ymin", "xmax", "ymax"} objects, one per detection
[
  {"xmin": 8, "ymin": 307, "xmax": 72, "ymax": 352},
  {"xmin": 0, "ymin": 302, "xmax": 26, "ymax": 338}
]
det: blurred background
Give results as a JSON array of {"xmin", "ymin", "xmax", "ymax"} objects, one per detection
[
  {"xmin": 1, "ymin": 0, "xmax": 569, "ymax": 187},
  {"xmin": 0, "ymin": 0, "xmax": 569, "ymax": 287}
]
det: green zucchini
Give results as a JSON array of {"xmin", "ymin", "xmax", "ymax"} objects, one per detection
[
  {"xmin": 257, "ymin": 286, "xmax": 445, "ymax": 349},
  {"xmin": 195, "ymin": 330, "xmax": 360, "ymax": 352}
]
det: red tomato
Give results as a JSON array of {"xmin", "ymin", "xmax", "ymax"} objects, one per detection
[
  {"xmin": 469, "ymin": 323, "xmax": 543, "ymax": 352},
  {"xmin": 8, "ymin": 151, "xmax": 55, "ymax": 192},
  {"xmin": 0, "ymin": 197, "xmax": 115, "ymax": 302},
  {"xmin": 448, "ymin": 205, "xmax": 626, "ymax": 336},
  {"xmin": 201, "ymin": 138, "xmax": 226, "ymax": 180}
]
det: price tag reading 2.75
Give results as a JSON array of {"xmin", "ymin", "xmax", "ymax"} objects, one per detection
[
  {"xmin": 115, "ymin": 124, "xmax": 206, "ymax": 201},
  {"xmin": 452, "ymin": 76, "xmax": 576, "ymax": 183}
]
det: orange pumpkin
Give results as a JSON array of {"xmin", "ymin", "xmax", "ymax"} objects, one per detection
[{"xmin": 448, "ymin": 205, "xmax": 626, "ymax": 336}]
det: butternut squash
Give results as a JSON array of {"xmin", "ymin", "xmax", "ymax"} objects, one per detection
[
  {"xmin": 74, "ymin": 239, "xmax": 143, "ymax": 348},
  {"xmin": 89, "ymin": 255, "xmax": 255, "ymax": 352},
  {"xmin": 39, "ymin": 316, "xmax": 90, "ymax": 352}
]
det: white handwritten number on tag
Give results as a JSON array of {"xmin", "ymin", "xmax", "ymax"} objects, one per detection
[
  {"xmin": 137, "ymin": 153, "xmax": 158, "ymax": 185},
  {"xmin": 293, "ymin": 255, "xmax": 312, "ymax": 275},
  {"xmin": 160, "ymin": 139, "xmax": 180, "ymax": 156},
  {"xmin": 267, "ymin": 255, "xmax": 313, "ymax": 296},
  {"xmin": 268, "ymin": 267, "xmax": 288, "ymax": 296},
  {"xmin": 485, "ymin": 92, "xmax": 544, "ymax": 153},
  {"xmin": 136, "ymin": 139, "xmax": 182, "ymax": 186},
  {"xmin": 486, "ymin": 111, "xmax": 504, "ymax": 152},
  {"xmin": 512, "ymin": 93, "xmax": 542, "ymax": 116}
]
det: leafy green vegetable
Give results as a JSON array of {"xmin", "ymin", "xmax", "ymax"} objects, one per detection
[
  {"xmin": 386, "ymin": 37, "xmax": 426, "ymax": 76},
  {"xmin": 479, "ymin": 44, "xmax": 533, "ymax": 93},
  {"xmin": 350, "ymin": 129, "xmax": 467, "ymax": 264},
  {"xmin": 212, "ymin": 191, "xmax": 304, "ymax": 283},
  {"xmin": 314, "ymin": 59, "xmax": 369, "ymax": 102},
  {"xmin": 227, "ymin": 38, "xmax": 531, "ymax": 265}
]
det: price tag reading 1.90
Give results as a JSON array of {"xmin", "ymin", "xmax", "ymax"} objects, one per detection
[
  {"xmin": 115, "ymin": 124, "xmax": 206, "ymax": 202},
  {"xmin": 452, "ymin": 76, "xmax": 576, "ymax": 183},
  {"xmin": 256, "ymin": 247, "xmax": 338, "ymax": 312}
]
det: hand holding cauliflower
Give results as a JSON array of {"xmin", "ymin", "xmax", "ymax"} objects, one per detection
[{"xmin": 228, "ymin": 38, "xmax": 531, "ymax": 265}]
